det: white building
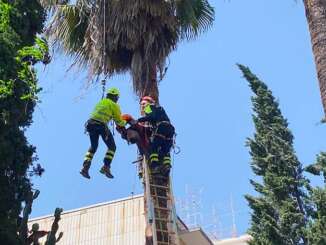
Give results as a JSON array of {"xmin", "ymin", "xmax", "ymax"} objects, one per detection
[
  {"xmin": 29, "ymin": 195, "xmax": 250, "ymax": 245},
  {"xmin": 213, "ymin": 235, "xmax": 252, "ymax": 245}
]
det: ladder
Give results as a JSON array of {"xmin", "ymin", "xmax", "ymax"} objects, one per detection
[{"xmin": 141, "ymin": 158, "xmax": 180, "ymax": 245}]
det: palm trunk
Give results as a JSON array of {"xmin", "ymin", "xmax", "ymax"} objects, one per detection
[
  {"xmin": 303, "ymin": 0, "xmax": 326, "ymax": 117},
  {"xmin": 132, "ymin": 50, "xmax": 159, "ymax": 103},
  {"xmin": 143, "ymin": 65, "xmax": 159, "ymax": 103}
]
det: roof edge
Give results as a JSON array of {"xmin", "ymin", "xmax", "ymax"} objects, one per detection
[
  {"xmin": 180, "ymin": 227, "xmax": 214, "ymax": 245},
  {"xmin": 29, "ymin": 194, "xmax": 144, "ymax": 222}
]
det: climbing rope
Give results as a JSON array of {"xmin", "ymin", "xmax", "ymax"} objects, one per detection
[
  {"xmin": 101, "ymin": 0, "xmax": 107, "ymax": 99},
  {"xmin": 101, "ymin": 79, "xmax": 106, "ymax": 99},
  {"xmin": 131, "ymin": 162, "xmax": 138, "ymax": 198},
  {"xmin": 102, "ymin": 0, "xmax": 107, "ymax": 74},
  {"xmin": 172, "ymin": 133, "xmax": 181, "ymax": 155}
]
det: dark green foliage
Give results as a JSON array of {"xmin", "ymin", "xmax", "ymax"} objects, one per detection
[
  {"xmin": 239, "ymin": 64, "xmax": 308, "ymax": 244},
  {"xmin": 306, "ymin": 188, "xmax": 326, "ymax": 244},
  {"xmin": 0, "ymin": 0, "xmax": 47, "ymax": 244},
  {"xmin": 306, "ymin": 153, "xmax": 326, "ymax": 183},
  {"xmin": 305, "ymin": 153, "xmax": 326, "ymax": 244},
  {"xmin": 9, "ymin": 0, "xmax": 46, "ymax": 46}
]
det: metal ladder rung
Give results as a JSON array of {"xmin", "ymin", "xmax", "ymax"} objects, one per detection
[
  {"xmin": 154, "ymin": 206, "xmax": 171, "ymax": 211},
  {"xmin": 151, "ymin": 175, "xmax": 168, "ymax": 180},
  {"xmin": 150, "ymin": 184, "xmax": 169, "ymax": 189},
  {"xmin": 156, "ymin": 218, "xmax": 173, "ymax": 222},
  {"xmin": 152, "ymin": 195, "xmax": 170, "ymax": 200},
  {"xmin": 156, "ymin": 229, "xmax": 169, "ymax": 233},
  {"xmin": 156, "ymin": 230, "xmax": 176, "ymax": 235}
]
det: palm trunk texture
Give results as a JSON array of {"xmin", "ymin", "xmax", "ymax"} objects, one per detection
[
  {"xmin": 303, "ymin": 0, "xmax": 326, "ymax": 116},
  {"xmin": 147, "ymin": 65, "xmax": 159, "ymax": 103}
]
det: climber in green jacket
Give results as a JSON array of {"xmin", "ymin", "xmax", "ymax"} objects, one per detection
[{"xmin": 80, "ymin": 87, "xmax": 126, "ymax": 179}]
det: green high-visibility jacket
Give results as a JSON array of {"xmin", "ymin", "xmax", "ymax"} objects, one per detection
[{"xmin": 90, "ymin": 98, "xmax": 126, "ymax": 126}]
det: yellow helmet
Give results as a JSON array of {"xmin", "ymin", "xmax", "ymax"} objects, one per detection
[{"xmin": 107, "ymin": 87, "xmax": 120, "ymax": 97}]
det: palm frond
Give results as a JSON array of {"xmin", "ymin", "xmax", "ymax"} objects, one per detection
[
  {"xmin": 176, "ymin": 0, "xmax": 214, "ymax": 40},
  {"xmin": 47, "ymin": 5, "xmax": 86, "ymax": 52},
  {"xmin": 45, "ymin": 0, "xmax": 214, "ymax": 98},
  {"xmin": 39, "ymin": 0, "xmax": 70, "ymax": 12}
]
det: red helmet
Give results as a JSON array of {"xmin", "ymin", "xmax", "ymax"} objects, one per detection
[{"xmin": 140, "ymin": 96, "xmax": 155, "ymax": 106}]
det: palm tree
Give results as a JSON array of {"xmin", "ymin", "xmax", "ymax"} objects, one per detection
[
  {"xmin": 303, "ymin": 0, "xmax": 326, "ymax": 117},
  {"xmin": 40, "ymin": 0, "xmax": 214, "ymax": 101}
]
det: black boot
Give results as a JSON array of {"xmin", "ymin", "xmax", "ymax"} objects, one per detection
[
  {"xmin": 80, "ymin": 160, "xmax": 91, "ymax": 179},
  {"xmin": 149, "ymin": 161, "xmax": 160, "ymax": 175},
  {"xmin": 160, "ymin": 164, "xmax": 171, "ymax": 177},
  {"xmin": 100, "ymin": 165, "xmax": 114, "ymax": 179},
  {"xmin": 138, "ymin": 161, "xmax": 143, "ymax": 178}
]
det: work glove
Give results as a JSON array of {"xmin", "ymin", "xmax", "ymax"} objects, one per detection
[{"xmin": 116, "ymin": 125, "xmax": 127, "ymax": 138}]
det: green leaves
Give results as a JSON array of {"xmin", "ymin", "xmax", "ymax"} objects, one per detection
[
  {"xmin": 305, "ymin": 152, "xmax": 326, "ymax": 243},
  {"xmin": 0, "ymin": 79, "xmax": 14, "ymax": 99},
  {"xmin": 243, "ymin": 65, "xmax": 326, "ymax": 244},
  {"xmin": 0, "ymin": 1, "xmax": 48, "ymax": 243},
  {"xmin": 15, "ymin": 37, "xmax": 49, "ymax": 102},
  {"xmin": 305, "ymin": 184, "xmax": 326, "ymax": 243},
  {"xmin": 0, "ymin": 1, "xmax": 11, "ymax": 30},
  {"xmin": 306, "ymin": 152, "xmax": 326, "ymax": 181}
]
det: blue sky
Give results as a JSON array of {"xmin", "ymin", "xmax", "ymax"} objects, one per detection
[{"xmin": 28, "ymin": 0, "xmax": 326, "ymax": 238}]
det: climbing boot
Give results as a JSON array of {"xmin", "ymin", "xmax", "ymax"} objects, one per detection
[
  {"xmin": 151, "ymin": 165, "xmax": 162, "ymax": 175},
  {"xmin": 138, "ymin": 164, "xmax": 143, "ymax": 178},
  {"xmin": 138, "ymin": 170, "xmax": 143, "ymax": 178},
  {"xmin": 137, "ymin": 158, "xmax": 143, "ymax": 178},
  {"xmin": 80, "ymin": 161, "xmax": 91, "ymax": 179},
  {"xmin": 160, "ymin": 164, "xmax": 171, "ymax": 177},
  {"xmin": 100, "ymin": 165, "xmax": 114, "ymax": 179}
]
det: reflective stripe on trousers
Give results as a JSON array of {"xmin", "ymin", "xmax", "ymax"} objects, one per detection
[
  {"xmin": 104, "ymin": 150, "xmax": 115, "ymax": 160},
  {"xmin": 84, "ymin": 151, "xmax": 94, "ymax": 161},
  {"xmin": 149, "ymin": 153, "xmax": 159, "ymax": 163}
]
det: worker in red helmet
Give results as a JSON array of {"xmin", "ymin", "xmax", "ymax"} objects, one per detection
[{"xmin": 136, "ymin": 96, "xmax": 175, "ymax": 176}]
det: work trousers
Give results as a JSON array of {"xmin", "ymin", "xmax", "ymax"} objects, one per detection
[
  {"xmin": 84, "ymin": 119, "xmax": 116, "ymax": 167},
  {"xmin": 149, "ymin": 122, "xmax": 175, "ymax": 167}
]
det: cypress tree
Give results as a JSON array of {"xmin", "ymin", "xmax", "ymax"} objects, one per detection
[
  {"xmin": 305, "ymin": 153, "xmax": 326, "ymax": 244},
  {"xmin": 0, "ymin": 1, "xmax": 48, "ymax": 244},
  {"xmin": 238, "ymin": 64, "xmax": 308, "ymax": 244}
]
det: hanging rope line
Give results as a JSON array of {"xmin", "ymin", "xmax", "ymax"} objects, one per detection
[
  {"xmin": 101, "ymin": 0, "xmax": 107, "ymax": 99},
  {"xmin": 131, "ymin": 163, "xmax": 138, "ymax": 198},
  {"xmin": 173, "ymin": 133, "xmax": 181, "ymax": 154},
  {"xmin": 101, "ymin": 79, "xmax": 106, "ymax": 99},
  {"xmin": 103, "ymin": 0, "xmax": 107, "ymax": 74}
]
